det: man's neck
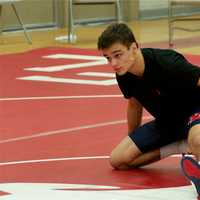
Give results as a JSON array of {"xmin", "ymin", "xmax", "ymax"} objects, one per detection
[{"xmin": 129, "ymin": 50, "xmax": 145, "ymax": 77}]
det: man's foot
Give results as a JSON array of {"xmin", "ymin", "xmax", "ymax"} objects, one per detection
[{"xmin": 181, "ymin": 155, "xmax": 200, "ymax": 197}]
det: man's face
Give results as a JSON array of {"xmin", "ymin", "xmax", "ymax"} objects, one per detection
[{"xmin": 102, "ymin": 42, "xmax": 137, "ymax": 76}]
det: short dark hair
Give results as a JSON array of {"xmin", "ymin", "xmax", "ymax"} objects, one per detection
[{"xmin": 98, "ymin": 23, "xmax": 138, "ymax": 50}]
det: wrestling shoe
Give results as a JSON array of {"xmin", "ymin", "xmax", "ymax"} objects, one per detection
[{"xmin": 181, "ymin": 155, "xmax": 200, "ymax": 198}]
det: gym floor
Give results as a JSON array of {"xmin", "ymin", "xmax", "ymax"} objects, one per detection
[{"xmin": 0, "ymin": 18, "xmax": 200, "ymax": 200}]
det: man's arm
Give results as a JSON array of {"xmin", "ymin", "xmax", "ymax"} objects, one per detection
[{"xmin": 127, "ymin": 97, "xmax": 143, "ymax": 134}]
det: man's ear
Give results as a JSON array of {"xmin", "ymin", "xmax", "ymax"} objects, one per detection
[
  {"xmin": 130, "ymin": 42, "xmax": 138, "ymax": 49},
  {"xmin": 129, "ymin": 42, "xmax": 138, "ymax": 51},
  {"xmin": 129, "ymin": 42, "xmax": 138, "ymax": 53}
]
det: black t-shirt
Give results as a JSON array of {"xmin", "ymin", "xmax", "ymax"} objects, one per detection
[{"xmin": 116, "ymin": 48, "xmax": 200, "ymax": 126}]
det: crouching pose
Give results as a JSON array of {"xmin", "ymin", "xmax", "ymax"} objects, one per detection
[{"xmin": 98, "ymin": 23, "xmax": 200, "ymax": 199}]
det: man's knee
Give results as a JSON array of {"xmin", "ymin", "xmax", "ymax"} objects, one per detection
[
  {"xmin": 109, "ymin": 150, "xmax": 134, "ymax": 170},
  {"xmin": 109, "ymin": 146, "xmax": 140, "ymax": 170},
  {"xmin": 191, "ymin": 134, "xmax": 200, "ymax": 148},
  {"xmin": 108, "ymin": 136, "xmax": 141, "ymax": 170},
  {"xmin": 188, "ymin": 124, "xmax": 200, "ymax": 148}
]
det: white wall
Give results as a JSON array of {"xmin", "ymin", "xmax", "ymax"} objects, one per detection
[
  {"xmin": 139, "ymin": 0, "xmax": 168, "ymax": 10},
  {"xmin": 138, "ymin": 0, "xmax": 200, "ymax": 19}
]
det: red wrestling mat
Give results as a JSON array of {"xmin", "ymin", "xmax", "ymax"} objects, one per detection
[{"xmin": 0, "ymin": 47, "xmax": 199, "ymax": 200}]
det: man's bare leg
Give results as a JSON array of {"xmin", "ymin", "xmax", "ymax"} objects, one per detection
[{"xmin": 110, "ymin": 136, "xmax": 189, "ymax": 170}]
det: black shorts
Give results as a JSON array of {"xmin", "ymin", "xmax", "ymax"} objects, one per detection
[{"xmin": 129, "ymin": 109, "xmax": 200, "ymax": 153}]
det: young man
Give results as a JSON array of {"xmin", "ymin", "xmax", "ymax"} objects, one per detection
[{"xmin": 98, "ymin": 23, "xmax": 200, "ymax": 198}]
